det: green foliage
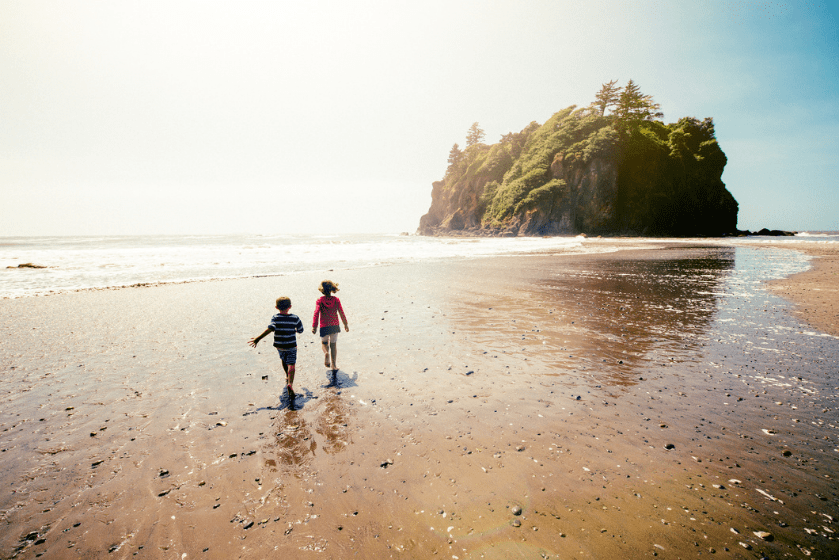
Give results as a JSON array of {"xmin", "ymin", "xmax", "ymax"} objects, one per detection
[
  {"xmin": 478, "ymin": 180, "xmax": 500, "ymax": 214},
  {"xmin": 513, "ymin": 179, "xmax": 566, "ymax": 215},
  {"xmin": 485, "ymin": 106, "xmax": 612, "ymax": 221},
  {"xmin": 583, "ymin": 127, "xmax": 619, "ymax": 161}
]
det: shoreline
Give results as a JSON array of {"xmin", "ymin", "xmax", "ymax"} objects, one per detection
[
  {"xmin": 764, "ymin": 242, "xmax": 839, "ymax": 337},
  {"xmin": 0, "ymin": 241, "xmax": 836, "ymax": 558}
]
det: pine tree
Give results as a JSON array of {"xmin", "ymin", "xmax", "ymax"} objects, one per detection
[
  {"xmin": 446, "ymin": 143, "xmax": 463, "ymax": 177},
  {"xmin": 466, "ymin": 122, "xmax": 486, "ymax": 146},
  {"xmin": 615, "ymin": 79, "xmax": 663, "ymax": 122},
  {"xmin": 593, "ymin": 79, "xmax": 621, "ymax": 116}
]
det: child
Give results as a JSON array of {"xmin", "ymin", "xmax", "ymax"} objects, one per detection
[
  {"xmin": 249, "ymin": 296, "xmax": 304, "ymax": 407},
  {"xmin": 311, "ymin": 280, "xmax": 349, "ymax": 379}
]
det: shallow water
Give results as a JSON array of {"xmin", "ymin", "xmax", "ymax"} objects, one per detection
[
  {"xmin": 0, "ymin": 243, "xmax": 836, "ymax": 559},
  {"xmin": 3, "ymin": 232, "xmax": 833, "ymax": 299}
]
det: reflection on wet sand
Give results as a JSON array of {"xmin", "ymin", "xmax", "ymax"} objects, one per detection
[
  {"xmin": 314, "ymin": 390, "xmax": 353, "ymax": 455},
  {"xmin": 447, "ymin": 248, "xmax": 735, "ymax": 390},
  {"xmin": 264, "ymin": 380, "xmax": 355, "ymax": 477},
  {"xmin": 266, "ymin": 412, "xmax": 317, "ymax": 477}
]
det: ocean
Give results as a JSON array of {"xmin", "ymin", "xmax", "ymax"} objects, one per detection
[{"xmin": 0, "ymin": 232, "xmax": 836, "ymax": 299}]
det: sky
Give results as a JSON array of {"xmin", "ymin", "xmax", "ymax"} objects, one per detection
[{"xmin": 1, "ymin": 0, "xmax": 837, "ymax": 236}]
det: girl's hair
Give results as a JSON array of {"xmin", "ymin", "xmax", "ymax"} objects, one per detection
[{"xmin": 319, "ymin": 280, "xmax": 339, "ymax": 295}]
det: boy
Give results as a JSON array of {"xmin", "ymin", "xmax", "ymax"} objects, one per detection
[{"xmin": 248, "ymin": 296, "xmax": 304, "ymax": 407}]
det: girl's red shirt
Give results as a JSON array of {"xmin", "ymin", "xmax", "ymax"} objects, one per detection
[{"xmin": 313, "ymin": 295, "xmax": 347, "ymax": 329}]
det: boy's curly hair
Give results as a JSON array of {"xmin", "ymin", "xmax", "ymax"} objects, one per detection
[
  {"xmin": 275, "ymin": 296, "xmax": 292, "ymax": 310},
  {"xmin": 319, "ymin": 280, "xmax": 339, "ymax": 295}
]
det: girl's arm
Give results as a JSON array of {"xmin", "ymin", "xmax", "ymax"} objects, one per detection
[
  {"xmin": 312, "ymin": 299, "xmax": 321, "ymax": 334},
  {"xmin": 338, "ymin": 299, "xmax": 349, "ymax": 331}
]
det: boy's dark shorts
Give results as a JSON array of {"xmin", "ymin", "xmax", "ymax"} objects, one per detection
[{"xmin": 275, "ymin": 346, "xmax": 297, "ymax": 365}]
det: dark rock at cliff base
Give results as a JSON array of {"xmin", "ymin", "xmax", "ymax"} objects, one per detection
[
  {"xmin": 753, "ymin": 228, "xmax": 797, "ymax": 237},
  {"xmin": 418, "ymin": 107, "xmax": 739, "ymax": 237},
  {"xmin": 730, "ymin": 228, "xmax": 797, "ymax": 237}
]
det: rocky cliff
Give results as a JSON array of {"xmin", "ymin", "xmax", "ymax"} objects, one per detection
[{"xmin": 418, "ymin": 105, "xmax": 738, "ymax": 237}]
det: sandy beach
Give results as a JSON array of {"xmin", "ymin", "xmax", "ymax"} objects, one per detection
[
  {"xmin": 0, "ymin": 241, "xmax": 836, "ymax": 559},
  {"xmin": 766, "ymin": 243, "xmax": 839, "ymax": 337}
]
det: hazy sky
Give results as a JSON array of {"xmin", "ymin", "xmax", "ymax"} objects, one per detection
[{"xmin": 1, "ymin": 0, "xmax": 837, "ymax": 235}]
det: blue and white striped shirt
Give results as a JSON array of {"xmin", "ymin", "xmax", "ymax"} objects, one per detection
[{"xmin": 268, "ymin": 313, "xmax": 304, "ymax": 349}]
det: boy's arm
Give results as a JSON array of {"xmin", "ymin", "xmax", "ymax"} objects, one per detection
[
  {"xmin": 248, "ymin": 328, "xmax": 273, "ymax": 348},
  {"xmin": 296, "ymin": 317, "xmax": 304, "ymax": 334}
]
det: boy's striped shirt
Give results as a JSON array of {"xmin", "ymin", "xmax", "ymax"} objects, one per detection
[{"xmin": 268, "ymin": 313, "xmax": 304, "ymax": 349}]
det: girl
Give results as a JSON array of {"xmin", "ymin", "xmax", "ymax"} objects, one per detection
[{"xmin": 312, "ymin": 280, "xmax": 349, "ymax": 375}]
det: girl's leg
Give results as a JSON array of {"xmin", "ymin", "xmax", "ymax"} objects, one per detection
[
  {"xmin": 322, "ymin": 341, "xmax": 330, "ymax": 367},
  {"xmin": 329, "ymin": 342, "xmax": 338, "ymax": 371}
]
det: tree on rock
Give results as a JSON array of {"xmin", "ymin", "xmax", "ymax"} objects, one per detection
[
  {"xmin": 593, "ymin": 79, "xmax": 621, "ymax": 116},
  {"xmin": 615, "ymin": 79, "xmax": 663, "ymax": 122},
  {"xmin": 466, "ymin": 122, "xmax": 486, "ymax": 146},
  {"xmin": 446, "ymin": 143, "xmax": 464, "ymax": 177}
]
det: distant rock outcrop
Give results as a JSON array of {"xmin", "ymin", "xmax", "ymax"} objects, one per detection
[{"xmin": 419, "ymin": 104, "xmax": 739, "ymax": 237}]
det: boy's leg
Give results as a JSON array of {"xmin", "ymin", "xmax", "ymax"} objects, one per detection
[
  {"xmin": 281, "ymin": 361, "xmax": 290, "ymax": 385},
  {"xmin": 287, "ymin": 364, "xmax": 296, "ymax": 388}
]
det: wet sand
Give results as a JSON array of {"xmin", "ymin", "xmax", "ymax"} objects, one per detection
[
  {"xmin": 765, "ymin": 243, "xmax": 839, "ymax": 337},
  {"xmin": 0, "ymin": 241, "xmax": 837, "ymax": 559}
]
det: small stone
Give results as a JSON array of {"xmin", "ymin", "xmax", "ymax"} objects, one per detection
[
  {"xmin": 739, "ymin": 542, "xmax": 752, "ymax": 550},
  {"xmin": 511, "ymin": 519, "xmax": 521, "ymax": 527},
  {"xmin": 512, "ymin": 506, "xmax": 523, "ymax": 516},
  {"xmin": 782, "ymin": 450, "xmax": 792, "ymax": 457},
  {"xmin": 664, "ymin": 443, "xmax": 675, "ymax": 450},
  {"xmin": 753, "ymin": 531, "xmax": 773, "ymax": 541}
]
